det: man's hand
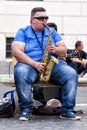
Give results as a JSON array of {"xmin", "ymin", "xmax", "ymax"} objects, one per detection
[
  {"xmin": 81, "ymin": 59, "xmax": 87, "ymax": 68},
  {"xmin": 34, "ymin": 62, "xmax": 46, "ymax": 72},
  {"xmin": 49, "ymin": 45, "xmax": 56, "ymax": 54}
]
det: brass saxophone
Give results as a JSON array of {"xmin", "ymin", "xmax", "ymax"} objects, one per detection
[{"xmin": 39, "ymin": 24, "xmax": 58, "ymax": 82}]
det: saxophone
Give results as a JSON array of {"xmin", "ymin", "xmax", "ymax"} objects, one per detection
[{"xmin": 39, "ymin": 24, "xmax": 58, "ymax": 82}]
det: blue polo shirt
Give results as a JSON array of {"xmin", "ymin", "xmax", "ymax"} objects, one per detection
[{"xmin": 13, "ymin": 25, "xmax": 62, "ymax": 61}]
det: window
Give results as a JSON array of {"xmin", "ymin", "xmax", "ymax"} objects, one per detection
[{"xmin": 6, "ymin": 37, "xmax": 14, "ymax": 58}]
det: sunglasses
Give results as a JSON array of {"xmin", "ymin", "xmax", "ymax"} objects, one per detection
[{"xmin": 33, "ymin": 16, "xmax": 49, "ymax": 21}]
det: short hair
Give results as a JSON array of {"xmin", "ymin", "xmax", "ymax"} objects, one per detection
[
  {"xmin": 31, "ymin": 7, "xmax": 46, "ymax": 18},
  {"xmin": 47, "ymin": 22, "xmax": 57, "ymax": 31},
  {"xmin": 75, "ymin": 40, "xmax": 82, "ymax": 48}
]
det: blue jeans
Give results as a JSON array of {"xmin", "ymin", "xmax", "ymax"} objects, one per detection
[
  {"xmin": 33, "ymin": 87, "xmax": 46, "ymax": 105},
  {"xmin": 14, "ymin": 59, "xmax": 78, "ymax": 114},
  {"xmin": 68, "ymin": 62, "xmax": 87, "ymax": 75}
]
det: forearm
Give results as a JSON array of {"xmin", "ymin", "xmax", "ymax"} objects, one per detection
[
  {"xmin": 12, "ymin": 46, "xmax": 36, "ymax": 68},
  {"xmin": 15, "ymin": 53, "xmax": 36, "ymax": 67},
  {"xmin": 71, "ymin": 58, "xmax": 82, "ymax": 64},
  {"xmin": 55, "ymin": 46, "xmax": 67, "ymax": 57}
]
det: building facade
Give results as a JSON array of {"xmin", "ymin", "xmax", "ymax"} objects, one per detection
[{"xmin": 0, "ymin": 0, "xmax": 87, "ymax": 61}]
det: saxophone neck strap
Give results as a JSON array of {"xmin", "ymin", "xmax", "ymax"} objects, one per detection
[{"xmin": 31, "ymin": 27, "xmax": 44, "ymax": 51}]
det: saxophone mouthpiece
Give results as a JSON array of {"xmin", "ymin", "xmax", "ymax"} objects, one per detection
[
  {"xmin": 43, "ymin": 23, "xmax": 50, "ymax": 30},
  {"xmin": 43, "ymin": 23, "xmax": 47, "ymax": 27}
]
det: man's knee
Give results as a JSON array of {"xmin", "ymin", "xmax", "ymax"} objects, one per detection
[{"xmin": 69, "ymin": 67, "xmax": 78, "ymax": 78}]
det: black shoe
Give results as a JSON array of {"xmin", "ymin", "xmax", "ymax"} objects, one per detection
[{"xmin": 73, "ymin": 110, "xmax": 83, "ymax": 114}]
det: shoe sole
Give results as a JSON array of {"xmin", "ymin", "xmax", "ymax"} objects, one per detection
[
  {"xmin": 19, "ymin": 117, "xmax": 29, "ymax": 121},
  {"xmin": 60, "ymin": 115, "xmax": 81, "ymax": 120}
]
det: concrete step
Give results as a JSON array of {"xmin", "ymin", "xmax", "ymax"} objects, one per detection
[{"xmin": 0, "ymin": 74, "xmax": 14, "ymax": 86}]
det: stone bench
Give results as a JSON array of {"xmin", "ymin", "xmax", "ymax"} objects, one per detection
[{"xmin": 0, "ymin": 74, "xmax": 87, "ymax": 87}]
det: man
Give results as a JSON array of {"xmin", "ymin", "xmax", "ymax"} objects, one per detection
[
  {"xmin": 66, "ymin": 40, "xmax": 87, "ymax": 77},
  {"xmin": 33, "ymin": 22, "xmax": 58, "ymax": 105},
  {"xmin": 12, "ymin": 7, "xmax": 80, "ymax": 121}
]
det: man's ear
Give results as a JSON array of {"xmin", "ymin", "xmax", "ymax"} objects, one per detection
[{"xmin": 30, "ymin": 18, "xmax": 34, "ymax": 24}]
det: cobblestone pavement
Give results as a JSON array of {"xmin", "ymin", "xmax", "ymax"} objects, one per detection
[
  {"xmin": 0, "ymin": 83, "xmax": 87, "ymax": 130},
  {"xmin": 0, "ymin": 112, "xmax": 87, "ymax": 130}
]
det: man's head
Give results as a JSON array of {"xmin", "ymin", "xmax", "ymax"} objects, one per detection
[
  {"xmin": 75, "ymin": 40, "xmax": 83, "ymax": 51},
  {"xmin": 30, "ymin": 7, "xmax": 49, "ymax": 31},
  {"xmin": 31, "ymin": 7, "xmax": 46, "ymax": 18}
]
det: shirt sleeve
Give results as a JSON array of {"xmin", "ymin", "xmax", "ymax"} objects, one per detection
[
  {"xmin": 13, "ymin": 29, "xmax": 26, "ymax": 43},
  {"xmin": 82, "ymin": 51, "xmax": 87, "ymax": 59},
  {"xmin": 52, "ymin": 28, "xmax": 62, "ymax": 42}
]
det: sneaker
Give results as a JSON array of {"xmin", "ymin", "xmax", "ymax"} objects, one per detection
[
  {"xmin": 19, "ymin": 112, "xmax": 30, "ymax": 121},
  {"xmin": 83, "ymin": 73, "xmax": 87, "ymax": 78},
  {"xmin": 60, "ymin": 111, "xmax": 81, "ymax": 120},
  {"xmin": 73, "ymin": 110, "xmax": 83, "ymax": 114}
]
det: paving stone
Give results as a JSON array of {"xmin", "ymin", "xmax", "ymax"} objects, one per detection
[
  {"xmin": 0, "ymin": 62, "xmax": 87, "ymax": 130},
  {"xmin": 0, "ymin": 85, "xmax": 87, "ymax": 130}
]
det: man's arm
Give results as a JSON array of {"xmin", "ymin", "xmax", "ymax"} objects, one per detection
[
  {"xmin": 12, "ymin": 41, "xmax": 46, "ymax": 72},
  {"xmin": 71, "ymin": 58, "xmax": 87, "ymax": 68},
  {"xmin": 12, "ymin": 41, "xmax": 37, "ymax": 67},
  {"xmin": 49, "ymin": 41, "xmax": 67, "ymax": 57}
]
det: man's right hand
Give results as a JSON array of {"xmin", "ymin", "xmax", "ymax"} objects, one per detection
[{"xmin": 34, "ymin": 62, "xmax": 46, "ymax": 72}]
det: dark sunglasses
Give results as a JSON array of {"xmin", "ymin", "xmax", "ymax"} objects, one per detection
[{"xmin": 33, "ymin": 16, "xmax": 49, "ymax": 21}]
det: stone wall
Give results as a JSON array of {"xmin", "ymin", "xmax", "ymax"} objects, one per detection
[{"xmin": 0, "ymin": 0, "xmax": 87, "ymax": 60}]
